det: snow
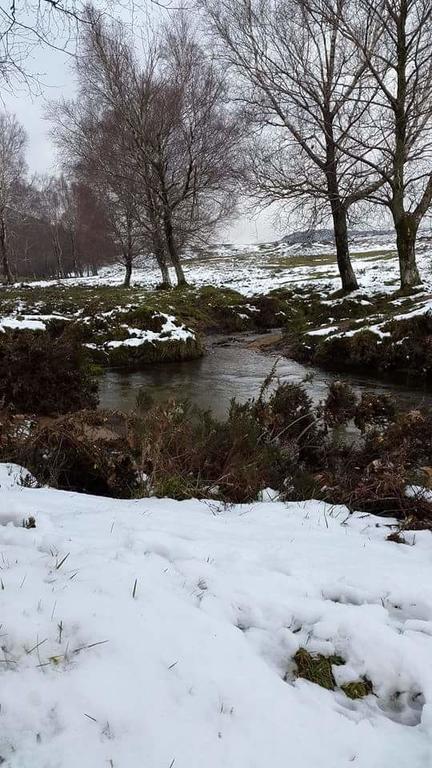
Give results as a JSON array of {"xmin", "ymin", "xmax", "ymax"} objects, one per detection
[
  {"xmin": 1, "ymin": 465, "xmax": 432, "ymax": 767},
  {"xmin": 0, "ymin": 463, "xmax": 36, "ymax": 492},
  {"xmin": 307, "ymin": 325, "xmax": 339, "ymax": 336},
  {"xmin": 0, "ymin": 314, "xmax": 70, "ymax": 333},
  {"xmin": 327, "ymin": 323, "xmax": 392, "ymax": 342},
  {"xmin": 8, "ymin": 229, "xmax": 432, "ymax": 298},
  {"xmin": 97, "ymin": 315, "xmax": 195, "ymax": 350},
  {"xmin": 0, "ymin": 316, "xmax": 46, "ymax": 332}
]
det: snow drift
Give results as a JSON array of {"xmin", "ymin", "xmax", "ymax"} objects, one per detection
[{"xmin": 0, "ymin": 464, "xmax": 431, "ymax": 767}]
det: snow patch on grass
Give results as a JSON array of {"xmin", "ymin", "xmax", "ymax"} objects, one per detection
[{"xmin": 104, "ymin": 315, "xmax": 195, "ymax": 349}]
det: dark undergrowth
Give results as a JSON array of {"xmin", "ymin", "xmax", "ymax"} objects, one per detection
[
  {"xmin": 3, "ymin": 376, "xmax": 432, "ymax": 529},
  {"xmin": 0, "ymin": 331, "xmax": 98, "ymax": 415},
  {"xmin": 289, "ymin": 310, "xmax": 432, "ymax": 382}
]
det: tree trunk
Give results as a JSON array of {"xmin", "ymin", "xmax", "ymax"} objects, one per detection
[
  {"xmin": 390, "ymin": 12, "xmax": 421, "ymax": 290},
  {"xmin": 395, "ymin": 213, "xmax": 421, "ymax": 289},
  {"xmin": 155, "ymin": 245, "xmax": 172, "ymax": 288},
  {"xmin": 123, "ymin": 257, "xmax": 132, "ymax": 287},
  {"xmin": 0, "ymin": 218, "xmax": 13, "ymax": 285},
  {"xmin": 324, "ymin": 115, "xmax": 358, "ymax": 293},
  {"xmin": 330, "ymin": 201, "xmax": 358, "ymax": 292},
  {"xmin": 70, "ymin": 232, "xmax": 84, "ymax": 277},
  {"xmin": 153, "ymin": 227, "xmax": 171, "ymax": 288},
  {"xmin": 163, "ymin": 212, "xmax": 187, "ymax": 286}
]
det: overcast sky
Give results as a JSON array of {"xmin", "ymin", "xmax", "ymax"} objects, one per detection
[{"xmin": 0, "ymin": 9, "xmax": 282, "ymax": 245}]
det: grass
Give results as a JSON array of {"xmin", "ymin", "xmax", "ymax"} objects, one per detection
[
  {"xmin": 262, "ymin": 248, "xmax": 397, "ymax": 271},
  {"xmin": 293, "ymin": 648, "xmax": 373, "ymax": 699},
  {"xmin": 293, "ymin": 648, "xmax": 345, "ymax": 691}
]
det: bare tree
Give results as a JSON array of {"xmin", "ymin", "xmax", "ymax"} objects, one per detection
[
  {"xmin": 49, "ymin": 96, "xmax": 166, "ymax": 287},
  {"xmin": 55, "ymin": 176, "xmax": 84, "ymax": 277},
  {"xmin": 68, "ymin": 7, "xmax": 243, "ymax": 286},
  {"xmin": 0, "ymin": 1, "xmax": 155, "ymax": 88},
  {"xmin": 337, "ymin": 0, "xmax": 432, "ymax": 289},
  {"xmin": 37, "ymin": 175, "xmax": 70, "ymax": 278},
  {"xmin": 201, "ymin": 0, "xmax": 388, "ymax": 292},
  {"xmin": 150, "ymin": 16, "xmax": 244, "ymax": 281},
  {"xmin": 0, "ymin": 112, "xmax": 27, "ymax": 283}
]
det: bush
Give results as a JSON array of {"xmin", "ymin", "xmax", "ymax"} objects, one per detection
[
  {"xmin": 136, "ymin": 398, "xmax": 289, "ymax": 503},
  {"xmin": 322, "ymin": 381, "xmax": 357, "ymax": 427},
  {"xmin": 354, "ymin": 393, "xmax": 397, "ymax": 432},
  {"xmin": 0, "ymin": 331, "xmax": 98, "ymax": 415},
  {"xmin": 13, "ymin": 410, "xmax": 140, "ymax": 497}
]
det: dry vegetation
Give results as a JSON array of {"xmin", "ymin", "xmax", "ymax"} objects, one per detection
[{"xmin": 3, "ymin": 369, "xmax": 432, "ymax": 530}]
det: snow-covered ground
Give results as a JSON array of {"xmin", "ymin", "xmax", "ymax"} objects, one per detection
[
  {"xmin": 14, "ymin": 231, "xmax": 432, "ymax": 296},
  {"xmin": 1, "ymin": 463, "xmax": 432, "ymax": 767}
]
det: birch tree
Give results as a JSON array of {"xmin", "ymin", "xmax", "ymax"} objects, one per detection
[
  {"xmin": 0, "ymin": 112, "xmax": 27, "ymax": 284},
  {"xmin": 201, "ymin": 0, "xmax": 385, "ymax": 292},
  {"xmin": 338, "ymin": 0, "xmax": 432, "ymax": 288}
]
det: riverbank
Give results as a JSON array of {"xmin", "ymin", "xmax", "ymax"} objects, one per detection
[
  {"xmin": 282, "ymin": 292, "xmax": 432, "ymax": 383},
  {"xmin": 0, "ymin": 284, "xmax": 299, "ymax": 370},
  {"xmin": 3, "ymin": 280, "xmax": 432, "ymax": 376},
  {"xmin": 4, "ymin": 376, "xmax": 432, "ymax": 530}
]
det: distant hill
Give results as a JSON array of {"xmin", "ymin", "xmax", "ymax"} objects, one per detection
[{"xmin": 281, "ymin": 228, "xmax": 394, "ymax": 247}]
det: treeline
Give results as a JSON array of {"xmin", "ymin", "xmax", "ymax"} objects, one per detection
[
  {"xmin": 1, "ymin": 0, "xmax": 432, "ymax": 292},
  {"xmin": 0, "ymin": 111, "xmax": 116, "ymax": 281},
  {"xmin": 0, "ymin": 11, "xmax": 243, "ymax": 286},
  {"xmin": 1, "ymin": 170, "xmax": 116, "ymax": 281}
]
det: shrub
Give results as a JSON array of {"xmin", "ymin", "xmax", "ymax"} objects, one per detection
[
  {"xmin": 322, "ymin": 381, "xmax": 357, "ymax": 427},
  {"xmin": 354, "ymin": 393, "xmax": 397, "ymax": 432},
  {"xmin": 14, "ymin": 410, "xmax": 140, "ymax": 497},
  {"xmin": 137, "ymin": 397, "xmax": 289, "ymax": 503},
  {"xmin": 0, "ymin": 331, "xmax": 98, "ymax": 415}
]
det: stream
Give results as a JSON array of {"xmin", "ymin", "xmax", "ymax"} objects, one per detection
[{"xmin": 98, "ymin": 333, "xmax": 432, "ymax": 419}]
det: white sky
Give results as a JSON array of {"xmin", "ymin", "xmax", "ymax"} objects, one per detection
[{"xmin": 0, "ymin": 8, "xmax": 281, "ymax": 245}]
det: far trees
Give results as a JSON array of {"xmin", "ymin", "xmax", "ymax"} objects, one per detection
[
  {"xmin": 38, "ymin": 175, "xmax": 68, "ymax": 279},
  {"xmin": 0, "ymin": 112, "xmax": 27, "ymax": 284}
]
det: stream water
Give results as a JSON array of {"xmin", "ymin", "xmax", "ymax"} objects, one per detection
[{"xmin": 98, "ymin": 333, "xmax": 432, "ymax": 419}]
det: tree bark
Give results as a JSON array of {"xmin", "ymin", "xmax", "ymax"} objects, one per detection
[
  {"xmin": 70, "ymin": 231, "xmax": 84, "ymax": 277},
  {"xmin": 123, "ymin": 257, "xmax": 132, "ymax": 287},
  {"xmin": 52, "ymin": 230, "xmax": 64, "ymax": 279},
  {"xmin": 163, "ymin": 211, "xmax": 187, "ymax": 286},
  {"xmin": 323, "ymin": 110, "xmax": 358, "ymax": 293},
  {"xmin": 155, "ymin": 244, "xmax": 172, "ymax": 288},
  {"xmin": 0, "ymin": 217, "xmax": 13, "ymax": 285},
  {"xmin": 394, "ymin": 213, "xmax": 421, "ymax": 289},
  {"xmin": 330, "ymin": 201, "xmax": 358, "ymax": 292},
  {"xmin": 389, "ymin": 3, "xmax": 421, "ymax": 290}
]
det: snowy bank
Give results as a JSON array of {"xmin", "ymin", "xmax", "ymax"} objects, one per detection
[{"xmin": 0, "ymin": 467, "xmax": 431, "ymax": 767}]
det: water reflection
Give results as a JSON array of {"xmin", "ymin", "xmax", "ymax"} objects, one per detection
[{"xmin": 98, "ymin": 336, "xmax": 432, "ymax": 420}]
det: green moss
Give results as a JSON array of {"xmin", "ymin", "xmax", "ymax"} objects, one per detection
[
  {"xmin": 90, "ymin": 335, "xmax": 204, "ymax": 370},
  {"xmin": 152, "ymin": 474, "xmax": 197, "ymax": 500}
]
